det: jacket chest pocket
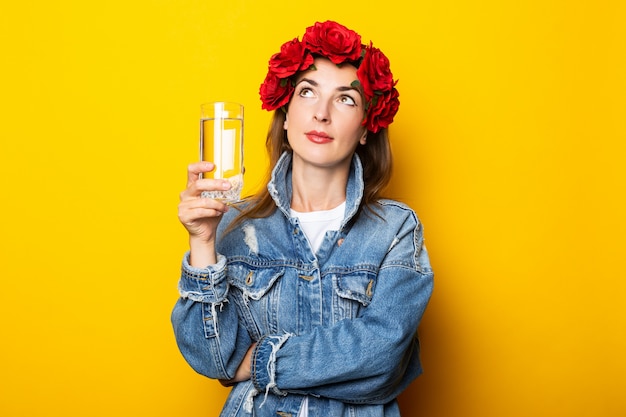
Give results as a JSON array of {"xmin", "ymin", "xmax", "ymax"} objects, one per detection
[
  {"xmin": 229, "ymin": 264, "xmax": 285, "ymax": 338},
  {"xmin": 332, "ymin": 270, "xmax": 377, "ymax": 322}
]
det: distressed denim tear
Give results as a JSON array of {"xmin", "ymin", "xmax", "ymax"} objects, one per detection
[
  {"xmin": 202, "ymin": 299, "xmax": 229, "ymax": 339},
  {"xmin": 253, "ymin": 333, "xmax": 293, "ymax": 408},
  {"xmin": 243, "ymin": 387, "xmax": 259, "ymax": 413},
  {"xmin": 242, "ymin": 223, "xmax": 259, "ymax": 255}
]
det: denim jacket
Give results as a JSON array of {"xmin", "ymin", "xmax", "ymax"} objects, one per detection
[{"xmin": 172, "ymin": 152, "xmax": 434, "ymax": 417}]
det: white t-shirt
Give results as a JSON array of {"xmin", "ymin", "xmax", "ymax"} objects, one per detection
[
  {"xmin": 289, "ymin": 201, "xmax": 346, "ymax": 416},
  {"xmin": 290, "ymin": 202, "xmax": 345, "ymax": 253}
]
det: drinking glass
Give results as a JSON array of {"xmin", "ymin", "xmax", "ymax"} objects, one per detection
[{"xmin": 199, "ymin": 102, "xmax": 244, "ymax": 202}]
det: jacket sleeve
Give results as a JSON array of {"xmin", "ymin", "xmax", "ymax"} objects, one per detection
[
  {"xmin": 171, "ymin": 252, "xmax": 252, "ymax": 380},
  {"xmin": 250, "ymin": 212, "xmax": 434, "ymax": 404}
]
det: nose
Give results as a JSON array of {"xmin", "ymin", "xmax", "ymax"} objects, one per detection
[{"xmin": 313, "ymin": 100, "xmax": 330, "ymax": 123}]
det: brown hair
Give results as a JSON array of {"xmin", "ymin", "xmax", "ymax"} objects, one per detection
[{"xmin": 228, "ymin": 110, "xmax": 393, "ymax": 228}]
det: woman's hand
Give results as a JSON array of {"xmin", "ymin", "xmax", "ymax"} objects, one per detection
[
  {"xmin": 178, "ymin": 162, "xmax": 232, "ymax": 267},
  {"xmin": 219, "ymin": 343, "xmax": 257, "ymax": 387}
]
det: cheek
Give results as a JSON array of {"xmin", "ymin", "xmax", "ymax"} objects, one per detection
[{"xmin": 284, "ymin": 109, "xmax": 308, "ymax": 131}]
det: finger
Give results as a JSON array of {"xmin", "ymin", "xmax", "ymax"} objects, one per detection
[
  {"xmin": 195, "ymin": 178, "xmax": 232, "ymax": 193},
  {"xmin": 178, "ymin": 206, "xmax": 225, "ymax": 227},
  {"xmin": 184, "ymin": 178, "xmax": 232, "ymax": 199},
  {"xmin": 179, "ymin": 195, "xmax": 230, "ymax": 213},
  {"xmin": 178, "ymin": 197, "xmax": 230, "ymax": 220},
  {"xmin": 178, "ymin": 207, "xmax": 226, "ymax": 233},
  {"xmin": 180, "ymin": 177, "xmax": 231, "ymax": 201},
  {"xmin": 186, "ymin": 161, "xmax": 215, "ymax": 186}
]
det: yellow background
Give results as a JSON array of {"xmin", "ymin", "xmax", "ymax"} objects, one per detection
[{"xmin": 1, "ymin": 1, "xmax": 624, "ymax": 416}]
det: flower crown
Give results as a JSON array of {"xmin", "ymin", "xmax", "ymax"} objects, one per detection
[{"xmin": 259, "ymin": 20, "xmax": 399, "ymax": 133}]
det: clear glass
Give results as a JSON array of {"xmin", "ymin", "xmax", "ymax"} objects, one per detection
[{"xmin": 199, "ymin": 102, "xmax": 244, "ymax": 202}]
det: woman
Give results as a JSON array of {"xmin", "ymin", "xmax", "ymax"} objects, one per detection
[{"xmin": 172, "ymin": 21, "xmax": 434, "ymax": 417}]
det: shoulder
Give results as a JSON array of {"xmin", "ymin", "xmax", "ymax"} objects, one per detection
[
  {"xmin": 352, "ymin": 199, "xmax": 426, "ymax": 242},
  {"xmin": 363, "ymin": 199, "xmax": 428, "ymax": 244},
  {"xmin": 377, "ymin": 198, "xmax": 415, "ymax": 213},
  {"xmin": 375, "ymin": 200, "xmax": 432, "ymax": 273},
  {"xmin": 366, "ymin": 199, "xmax": 422, "ymax": 227}
]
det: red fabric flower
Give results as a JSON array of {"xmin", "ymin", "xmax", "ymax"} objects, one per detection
[
  {"xmin": 356, "ymin": 43, "xmax": 399, "ymax": 132},
  {"xmin": 259, "ymin": 72, "xmax": 294, "ymax": 111},
  {"xmin": 364, "ymin": 88, "xmax": 400, "ymax": 133},
  {"xmin": 268, "ymin": 38, "xmax": 314, "ymax": 79},
  {"xmin": 302, "ymin": 21, "xmax": 362, "ymax": 64},
  {"xmin": 356, "ymin": 43, "xmax": 395, "ymax": 100}
]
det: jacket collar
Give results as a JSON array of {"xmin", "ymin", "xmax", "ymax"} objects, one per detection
[{"xmin": 267, "ymin": 151, "xmax": 364, "ymax": 228}]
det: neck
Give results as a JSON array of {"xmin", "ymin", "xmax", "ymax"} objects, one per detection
[{"xmin": 290, "ymin": 163, "xmax": 349, "ymax": 212}]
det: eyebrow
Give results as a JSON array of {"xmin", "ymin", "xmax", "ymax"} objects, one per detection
[{"xmin": 296, "ymin": 78, "xmax": 361, "ymax": 94}]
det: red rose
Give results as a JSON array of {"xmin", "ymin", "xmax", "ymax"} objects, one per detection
[
  {"xmin": 302, "ymin": 21, "xmax": 362, "ymax": 64},
  {"xmin": 259, "ymin": 72, "xmax": 294, "ymax": 111},
  {"xmin": 357, "ymin": 43, "xmax": 395, "ymax": 100},
  {"xmin": 364, "ymin": 88, "xmax": 400, "ymax": 133},
  {"xmin": 269, "ymin": 38, "xmax": 314, "ymax": 78}
]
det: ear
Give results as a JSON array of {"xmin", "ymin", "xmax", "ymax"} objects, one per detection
[
  {"xmin": 283, "ymin": 114, "xmax": 288, "ymax": 130},
  {"xmin": 359, "ymin": 130, "xmax": 368, "ymax": 145}
]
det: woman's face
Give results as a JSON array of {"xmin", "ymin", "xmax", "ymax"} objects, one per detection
[{"xmin": 284, "ymin": 57, "xmax": 367, "ymax": 172}]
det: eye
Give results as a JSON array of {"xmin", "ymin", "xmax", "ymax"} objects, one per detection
[
  {"xmin": 339, "ymin": 95, "xmax": 357, "ymax": 106},
  {"xmin": 298, "ymin": 87, "xmax": 315, "ymax": 98}
]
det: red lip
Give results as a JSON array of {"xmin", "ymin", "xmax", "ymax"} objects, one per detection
[{"xmin": 305, "ymin": 130, "xmax": 333, "ymax": 144}]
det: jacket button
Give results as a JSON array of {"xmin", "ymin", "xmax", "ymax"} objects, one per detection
[
  {"xmin": 337, "ymin": 238, "xmax": 344, "ymax": 247},
  {"xmin": 245, "ymin": 271, "xmax": 254, "ymax": 285},
  {"xmin": 366, "ymin": 279, "xmax": 374, "ymax": 297}
]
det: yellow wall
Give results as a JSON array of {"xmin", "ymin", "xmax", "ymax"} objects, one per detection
[{"xmin": 1, "ymin": 1, "xmax": 624, "ymax": 416}]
